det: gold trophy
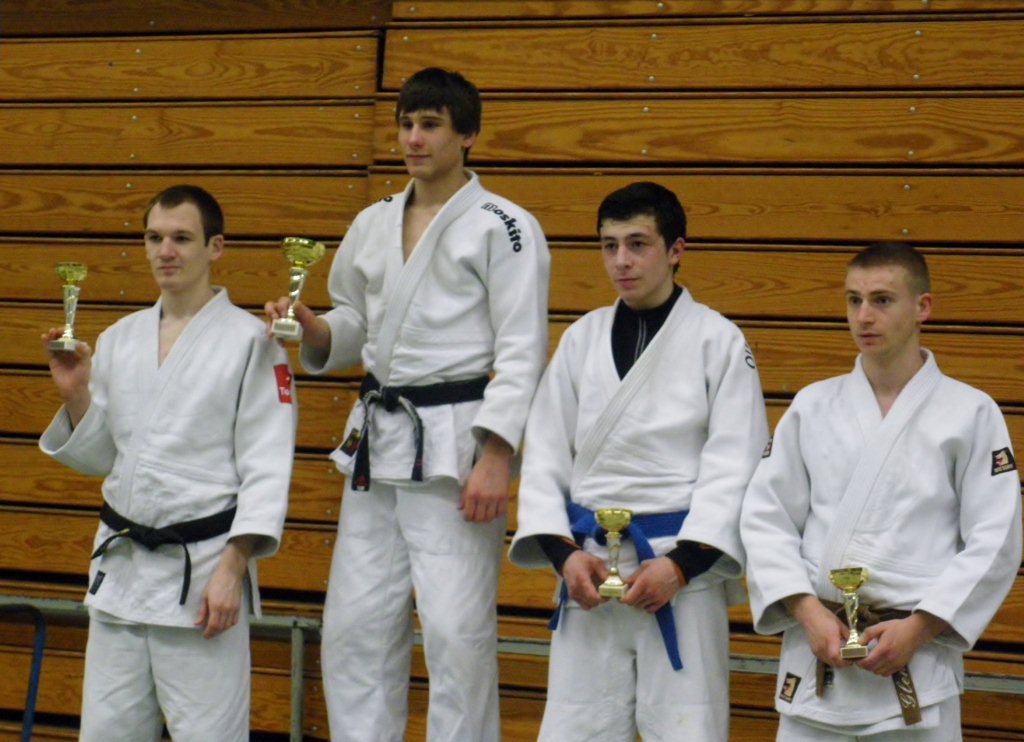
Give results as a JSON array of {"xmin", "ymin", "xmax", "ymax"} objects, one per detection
[
  {"xmin": 596, "ymin": 508, "xmax": 633, "ymax": 599},
  {"xmin": 272, "ymin": 237, "xmax": 326, "ymax": 342},
  {"xmin": 829, "ymin": 566, "xmax": 870, "ymax": 660},
  {"xmin": 49, "ymin": 262, "xmax": 88, "ymax": 352}
]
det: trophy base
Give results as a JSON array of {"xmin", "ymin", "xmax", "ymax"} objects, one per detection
[
  {"xmin": 48, "ymin": 336, "xmax": 79, "ymax": 353},
  {"xmin": 272, "ymin": 318, "xmax": 303, "ymax": 342},
  {"xmin": 598, "ymin": 579, "xmax": 628, "ymax": 600},
  {"xmin": 840, "ymin": 643, "xmax": 869, "ymax": 660}
]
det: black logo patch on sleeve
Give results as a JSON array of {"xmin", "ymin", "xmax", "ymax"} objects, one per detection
[
  {"xmin": 779, "ymin": 672, "xmax": 801, "ymax": 703},
  {"xmin": 89, "ymin": 570, "xmax": 106, "ymax": 595},
  {"xmin": 762, "ymin": 437, "xmax": 773, "ymax": 458},
  {"xmin": 992, "ymin": 447, "xmax": 1017, "ymax": 475}
]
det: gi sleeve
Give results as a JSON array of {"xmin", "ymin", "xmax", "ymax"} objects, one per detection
[
  {"xmin": 509, "ymin": 325, "xmax": 581, "ymax": 570},
  {"xmin": 472, "ymin": 208, "xmax": 551, "ymax": 451},
  {"xmin": 739, "ymin": 398, "xmax": 820, "ymax": 635},
  {"xmin": 915, "ymin": 398, "xmax": 1022, "ymax": 650},
  {"xmin": 229, "ymin": 333, "xmax": 297, "ymax": 559},
  {"xmin": 678, "ymin": 323, "xmax": 769, "ymax": 579},
  {"xmin": 301, "ymin": 215, "xmax": 368, "ymax": 375},
  {"xmin": 39, "ymin": 329, "xmax": 117, "ymax": 477}
]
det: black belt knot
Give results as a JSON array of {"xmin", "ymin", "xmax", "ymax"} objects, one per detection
[
  {"xmin": 92, "ymin": 502, "xmax": 236, "ymax": 605},
  {"xmin": 351, "ymin": 373, "xmax": 490, "ymax": 491}
]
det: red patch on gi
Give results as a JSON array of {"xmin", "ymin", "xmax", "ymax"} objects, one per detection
[{"xmin": 274, "ymin": 364, "xmax": 293, "ymax": 404}]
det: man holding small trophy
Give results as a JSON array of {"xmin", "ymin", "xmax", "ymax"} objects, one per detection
[
  {"xmin": 39, "ymin": 185, "xmax": 296, "ymax": 741},
  {"xmin": 510, "ymin": 182, "xmax": 769, "ymax": 740},
  {"xmin": 265, "ymin": 68, "xmax": 550, "ymax": 741},
  {"xmin": 741, "ymin": 243, "xmax": 1022, "ymax": 740}
]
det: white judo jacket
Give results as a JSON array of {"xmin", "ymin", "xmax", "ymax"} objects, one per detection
[
  {"xmin": 302, "ymin": 171, "xmax": 550, "ymax": 483},
  {"xmin": 40, "ymin": 288, "xmax": 297, "ymax": 626},
  {"xmin": 741, "ymin": 350, "xmax": 1022, "ymax": 729},
  {"xmin": 510, "ymin": 290, "xmax": 769, "ymax": 586}
]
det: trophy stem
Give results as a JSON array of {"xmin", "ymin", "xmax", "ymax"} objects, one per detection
[{"xmin": 62, "ymin": 285, "xmax": 81, "ymax": 338}]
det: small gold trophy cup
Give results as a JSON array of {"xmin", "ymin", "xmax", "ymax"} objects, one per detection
[
  {"xmin": 272, "ymin": 237, "xmax": 326, "ymax": 342},
  {"xmin": 829, "ymin": 566, "xmax": 870, "ymax": 660},
  {"xmin": 596, "ymin": 508, "xmax": 633, "ymax": 600},
  {"xmin": 49, "ymin": 262, "xmax": 88, "ymax": 352}
]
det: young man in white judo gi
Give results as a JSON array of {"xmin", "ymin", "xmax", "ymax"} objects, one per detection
[
  {"xmin": 740, "ymin": 242, "xmax": 1022, "ymax": 740},
  {"xmin": 39, "ymin": 185, "xmax": 296, "ymax": 741},
  {"xmin": 264, "ymin": 67, "xmax": 550, "ymax": 741},
  {"xmin": 509, "ymin": 181, "xmax": 768, "ymax": 741}
]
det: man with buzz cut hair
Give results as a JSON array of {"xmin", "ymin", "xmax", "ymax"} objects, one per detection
[
  {"xmin": 265, "ymin": 67, "xmax": 550, "ymax": 741},
  {"xmin": 741, "ymin": 242, "xmax": 1022, "ymax": 740},
  {"xmin": 41, "ymin": 184, "xmax": 296, "ymax": 741},
  {"xmin": 510, "ymin": 181, "xmax": 768, "ymax": 741}
]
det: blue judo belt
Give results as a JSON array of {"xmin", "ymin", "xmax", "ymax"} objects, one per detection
[{"xmin": 549, "ymin": 501, "xmax": 688, "ymax": 670}]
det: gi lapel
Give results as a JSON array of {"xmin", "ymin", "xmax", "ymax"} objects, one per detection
[
  {"xmin": 116, "ymin": 291, "xmax": 230, "ymax": 507},
  {"xmin": 570, "ymin": 292, "xmax": 696, "ymax": 493},
  {"xmin": 814, "ymin": 351, "xmax": 942, "ymax": 596},
  {"xmin": 372, "ymin": 173, "xmax": 483, "ymax": 383}
]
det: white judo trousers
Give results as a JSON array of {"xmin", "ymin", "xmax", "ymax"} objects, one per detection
[
  {"xmin": 540, "ymin": 581, "xmax": 730, "ymax": 742},
  {"xmin": 79, "ymin": 615, "xmax": 250, "ymax": 742},
  {"xmin": 320, "ymin": 478, "xmax": 504, "ymax": 742}
]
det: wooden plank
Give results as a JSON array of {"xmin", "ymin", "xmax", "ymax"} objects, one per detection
[
  {"xmin": 0, "ymin": 35, "xmax": 377, "ymax": 102},
  {"xmin": 375, "ymin": 97, "xmax": 1024, "ymax": 166},
  {"xmin": 2, "ymin": 0, "xmax": 389, "ymax": 35},
  {"xmin": 0, "ymin": 439, "xmax": 339, "ymax": 524},
  {"xmin": 391, "ymin": 1, "xmax": 1024, "ymax": 20},
  {"xmin": 0, "ymin": 506, "xmax": 333, "ymax": 594},
  {"xmin": 0, "ymin": 103, "xmax": 374, "ymax": 167},
  {"xmin": 370, "ymin": 171, "xmax": 1024, "ymax": 243},
  {"xmin": 2, "ymin": 241, "xmax": 1021, "ymax": 328},
  {"xmin": 382, "ymin": 21, "xmax": 1024, "ymax": 91},
  {"xmin": 550, "ymin": 245, "xmax": 1024, "ymax": 325},
  {"xmin": 0, "ymin": 172, "xmax": 366, "ymax": 237},
  {"xmin": 0, "ymin": 240, "xmax": 337, "ymax": 308}
]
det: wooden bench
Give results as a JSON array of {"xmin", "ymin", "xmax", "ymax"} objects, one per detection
[
  {"xmin": 382, "ymin": 20, "xmax": 1024, "ymax": 91},
  {"xmin": 389, "ymin": 0, "xmax": 1024, "ymax": 21},
  {"xmin": 0, "ymin": 103, "xmax": 375, "ymax": 167},
  {"xmin": 0, "ymin": 172, "xmax": 366, "ymax": 237},
  {"xmin": 368, "ymin": 170, "xmax": 1024, "ymax": 244},
  {"xmin": 374, "ymin": 97, "xmax": 1024, "ymax": 166},
  {"xmin": 2, "ymin": 0, "xmax": 389, "ymax": 36},
  {"xmin": 0, "ymin": 34, "xmax": 378, "ymax": 102}
]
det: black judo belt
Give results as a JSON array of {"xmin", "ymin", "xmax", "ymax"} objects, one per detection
[
  {"xmin": 91, "ymin": 502, "xmax": 237, "ymax": 605},
  {"xmin": 350, "ymin": 372, "xmax": 489, "ymax": 491},
  {"xmin": 819, "ymin": 600, "xmax": 921, "ymax": 725}
]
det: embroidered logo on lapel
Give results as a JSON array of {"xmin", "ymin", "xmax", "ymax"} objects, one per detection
[
  {"xmin": 761, "ymin": 437, "xmax": 773, "ymax": 458},
  {"xmin": 274, "ymin": 364, "xmax": 293, "ymax": 404},
  {"xmin": 992, "ymin": 447, "xmax": 1017, "ymax": 475},
  {"xmin": 779, "ymin": 672, "xmax": 801, "ymax": 703}
]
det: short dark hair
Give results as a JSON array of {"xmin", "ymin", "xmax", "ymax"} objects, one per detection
[
  {"xmin": 396, "ymin": 67, "xmax": 482, "ymax": 137},
  {"xmin": 597, "ymin": 181, "xmax": 687, "ymax": 246},
  {"xmin": 143, "ymin": 184, "xmax": 224, "ymax": 243},
  {"xmin": 848, "ymin": 242, "xmax": 931, "ymax": 294}
]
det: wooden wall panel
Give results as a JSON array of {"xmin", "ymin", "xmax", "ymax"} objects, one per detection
[
  {"xmin": 382, "ymin": 21, "xmax": 1024, "ymax": 91},
  {"xmin": 0, "ymin": 35, "xmax": 378, "ymax": 101},
  {"xmin": 0, "ymin": 103, "xmax": 374, "ymax": 167},
  {"xmin": 390, "ymin": 1, "xmax": 1024, "ymax": 20},
  {"xmin": 370, "ymin": 170, "xmax": 1024, "ymax": 243},
  {"xmin": 1, "ymin": 0, "xmax": 390, "ymax": 35},
  {"xmin": 375, "ymin": 97, "xmax": 1024, "ymax": 166},
  {"xmin": 0, "ymin": 173, "xmax": 366, "ymax": 237}
]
